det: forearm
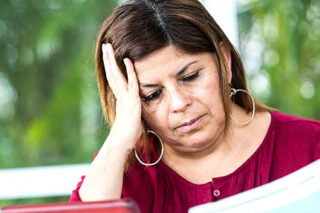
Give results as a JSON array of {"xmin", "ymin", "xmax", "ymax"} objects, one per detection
[
  {"xmin": 79, "ymin": 133, "xmax": 132, "ymax": 201},
  {"xmin": 79, "ymin": 43, "xmax": 142, "ymax": 201}
]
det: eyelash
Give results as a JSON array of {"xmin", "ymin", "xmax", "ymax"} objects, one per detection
[
  {"xmin": 142, "ymin": 90, "xmax": 162, "ymax": 102},
  {"xmin": 181, "ymin": 71, "xmax": 199, "ymax": 82},
  {"xmin": 142, "ymin": 71, "xmax": 200, "ymax": 102}
]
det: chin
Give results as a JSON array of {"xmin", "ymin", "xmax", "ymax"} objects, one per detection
[{"xmin": 178, "ymin": 133, "xmax": 218, "ymax": 152}]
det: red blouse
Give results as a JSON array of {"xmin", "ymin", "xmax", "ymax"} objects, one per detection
[{"xmin": 70, "ymin": 112, "xmax": 320, "ymax": 213}]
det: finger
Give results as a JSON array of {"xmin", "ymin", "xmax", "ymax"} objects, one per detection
[
  {"xmin": 106, "ymin": 43, "xmax": 128, "ymax": 91},
  {"xmin": 102, "ymin": 44, "xmax": 127, "ymax": 98},
  {"xmin": 102, "ymin": 44, "xmax": 119, "ymax": 96},
  {"xmin": 123, "ymin": 58, "xmax": 139, "ymax": 95},
  {"xmin": 102, "ymin": 44, "xmax": 112, "ymax": 79}
]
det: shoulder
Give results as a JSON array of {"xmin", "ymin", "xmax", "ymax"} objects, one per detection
[
  {"xmin": 271, "ymin": 111, "xmax": 320, "ymax": 137},
  {"xmin": 260, "ymin": 112, "xmax": 320, "ymax": 180},
  {"xmin": 269, "ymin": 111, "xmax": 320, "ymax": 161},
  {"xmin": 272, "ymin": 111, "xmax": 320, "ymax": 125}
]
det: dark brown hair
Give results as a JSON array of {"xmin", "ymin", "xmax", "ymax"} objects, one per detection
[{"xmin": 95, "ymin": 0, "xmax": 271, "ymax": 164}]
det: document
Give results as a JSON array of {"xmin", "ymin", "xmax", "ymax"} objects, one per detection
[{"xmin": 189, "ymin": 159, "xmax": 320, "ymax": 213}]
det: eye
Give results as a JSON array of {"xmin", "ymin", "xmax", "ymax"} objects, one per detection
[
  {"xmin": 182, "ymin": 71, "xmax": 199, "ymax": 82},
  {"xmin": 142, "ymin": 90, "xmax": 162, "ymax": 102}
]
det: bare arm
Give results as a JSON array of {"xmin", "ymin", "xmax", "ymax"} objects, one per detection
[{"xmin": 79, "ymin": 44, "xmax": 142, "ymax": 201}]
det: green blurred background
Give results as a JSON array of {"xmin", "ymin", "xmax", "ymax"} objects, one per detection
[{"xmin": 0, "ymin": 0, "xmax": 319, "ymax": 207}]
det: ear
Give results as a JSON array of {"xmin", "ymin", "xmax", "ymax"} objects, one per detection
[{"xmin": 219, "ymin": 41, "xmax": 232, "ymax": 84}]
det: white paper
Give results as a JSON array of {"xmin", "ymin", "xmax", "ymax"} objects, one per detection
[{"xmin": 189, "ymin": 159, "xmax": 320, "ymax": 213}]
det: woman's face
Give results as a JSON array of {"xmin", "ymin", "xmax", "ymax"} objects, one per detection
[{"xmin": 134, "ymin": 45, "xmax": 228, "ymax": 154}]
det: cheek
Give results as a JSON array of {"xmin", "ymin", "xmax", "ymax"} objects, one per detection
[
  {"xmin": 142, "ymin": 105, "xmax": 167, "ymax": 130},
  {"xmin": 193, "ymin": 74, "xmax": 221, "ymax": 102},
  {"xmin": 193, "ymin": 74, "xmax": 225, "ymax": 117}
]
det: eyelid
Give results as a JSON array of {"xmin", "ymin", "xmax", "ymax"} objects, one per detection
[
  {"xmin": 141, "ymin": 89, "xmax": 162, "ymax": 102},
  {"xmin": 181, "ymin": 70, "xmax": 200, "ymax": 81},
  {"xmin": 140, "ymin": 88, "xmax": 159, "ymax": 97}
]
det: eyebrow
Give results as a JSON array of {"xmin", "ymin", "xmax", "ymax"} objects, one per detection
[{"xmin": 140, "ymin": 60, "xmax": 198, "ymax": 88}]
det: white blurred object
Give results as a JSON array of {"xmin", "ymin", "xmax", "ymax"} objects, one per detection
[
  {"xmin": 200, "ymin": 0, "xmax": 239, "ymax": 48},
  {"xmin": 0, "ymin": 164, "xmax": 89, "ymax": 199}
]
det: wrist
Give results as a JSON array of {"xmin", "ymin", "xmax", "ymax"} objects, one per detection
[{"xmin": 105, "ymin": 131, "xmax": 135, "ymax": 155}]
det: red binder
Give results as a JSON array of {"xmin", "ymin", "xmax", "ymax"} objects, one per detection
[{"xmin": 1, "ymin": 198, "xmax": 140, "ymax": 213}]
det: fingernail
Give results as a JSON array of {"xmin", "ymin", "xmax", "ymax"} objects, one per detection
[
  {"xmin": 106, "ymin": 43, "xmax": 113, "ymax": 52},
  {"xmin": 123, "ymin": 58, "xmax": 130, "ymax": 66},
  {"xmin": 102, "ymin": 44, "xmax": 106, "ymax": 54}
]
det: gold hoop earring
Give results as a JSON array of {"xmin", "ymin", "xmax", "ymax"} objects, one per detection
[
  {"xmin": 229, "ymin": 88, "xmax": 255, "ymax": 125},
  {"xmin": 135, "ymin": 130, "xmax": 164, "ymax": 166}
]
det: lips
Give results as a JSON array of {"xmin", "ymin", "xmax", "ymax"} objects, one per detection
[{"xmin": 176, "ymin": 115, "xmax": 204, "ymax": 131}]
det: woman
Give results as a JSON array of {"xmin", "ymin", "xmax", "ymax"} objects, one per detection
[{"xmin": 70, "ymin": 0, "xmax": 320, "ymax": 212}]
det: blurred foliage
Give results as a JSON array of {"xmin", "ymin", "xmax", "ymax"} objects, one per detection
[
  {"xmin": 0, "ymin": 0, "xmax": 319, "ymax": 208},
  {"xmin": 0, "ymin": 0, "xmax": 117, "ymax": 169},
  {"xmin": 0, "ymin": 196, "xmax": 68, "ymax": 209},
  {"xmin": 0, "ymin": 0, "xmax": 116, "ymax": 207},
  {"xmin": 238, "ymin": 0, "xmax": 320, "ymax": 119}
]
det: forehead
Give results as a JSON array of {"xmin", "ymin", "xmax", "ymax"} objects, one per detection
[{"xmin": 134, "ymin": 45, "xmax": 208, "ymax": 80}]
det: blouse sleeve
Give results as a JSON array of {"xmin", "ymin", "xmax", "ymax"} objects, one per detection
[
  {"xmin": 315, "ymin": 137, "xmax": 320, "ymax": 160},
  {"xmin": 69, "ymin": 152, "xmax": 99, "ymax": 202},
  {"xmin": 69, "ymin": 175, "xmax": 85, "ymax": 202}
]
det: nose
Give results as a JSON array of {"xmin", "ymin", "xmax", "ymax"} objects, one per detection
[{"xmin": 167, "ymin": 86, "xmax": 192, "ymax": 113}]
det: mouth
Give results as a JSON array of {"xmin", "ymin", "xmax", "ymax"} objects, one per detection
[{"xmin": 176, "ymin": 115, "xmax": 205, "ymax": 132}]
